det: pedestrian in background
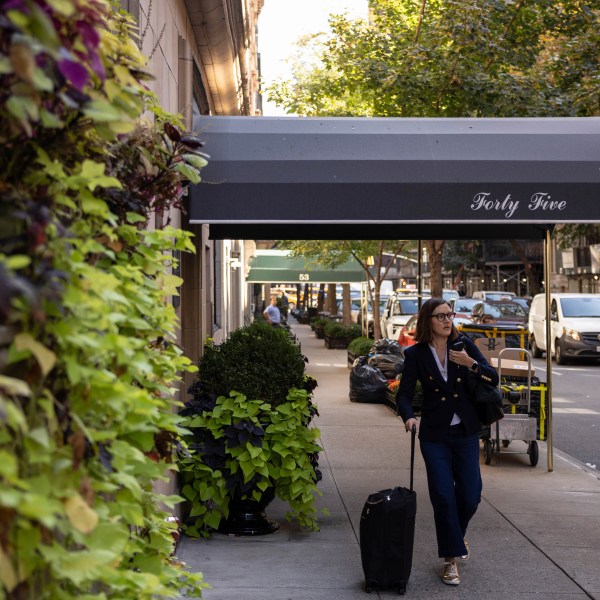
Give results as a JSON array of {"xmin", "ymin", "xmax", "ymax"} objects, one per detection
[
  {"xmin": 396, "ymin": 297, "xmax": 498, "ymax": 586},
  {"xmin": 263, "ymin": 296, "xmax": 281, "ymax": 327},
  {"xmin": 279, "ymin": 291, "xmax": 289, "ymax": 322}
]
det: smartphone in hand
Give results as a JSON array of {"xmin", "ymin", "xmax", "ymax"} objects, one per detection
[{"xmin": 451, "ymin": 341, "xmax": 464, "ymax": 352}]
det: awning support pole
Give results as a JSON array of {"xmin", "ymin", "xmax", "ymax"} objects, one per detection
[{"xmin": 545, "ymin": 229, "xmax": 554, "ymax": 472}]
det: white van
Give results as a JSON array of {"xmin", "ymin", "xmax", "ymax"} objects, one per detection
[
  {"xmin": 472, "ymin": 290, "xmax": 516, "ymax": 301},
  {"xmin": 528, "ymin": 293, "xmax": 600, "ymax": 364}
]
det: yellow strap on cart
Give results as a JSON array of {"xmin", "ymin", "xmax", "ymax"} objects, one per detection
[{"xmin": 498, "ymin": 383, "xmax": 547, "ymax": 441}]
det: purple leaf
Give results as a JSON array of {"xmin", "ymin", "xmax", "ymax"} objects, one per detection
[{"xmin": 58, "ymin": 59, "xmax": 89, "ymax": 91}]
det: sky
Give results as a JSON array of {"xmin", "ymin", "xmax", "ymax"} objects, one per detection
[{"xmin": 258, "ymin": 0, "xmax": 368, "ymax": 115}]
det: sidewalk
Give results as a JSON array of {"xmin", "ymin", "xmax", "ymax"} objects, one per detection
[{"xmin": 178, "ymin": 320, "xmax": 600, "ymax": 599}]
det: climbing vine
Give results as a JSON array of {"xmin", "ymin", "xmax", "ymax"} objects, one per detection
[{"xmin": 1, "ymin": 1, "xmax": 206, "ymax": 597}]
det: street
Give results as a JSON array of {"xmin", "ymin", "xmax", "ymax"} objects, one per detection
[{"xmin": 531, "ymin": 357, "xmax": 600, "ymax": 470}]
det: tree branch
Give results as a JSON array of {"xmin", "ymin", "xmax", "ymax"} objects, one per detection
[
  {"xmin": 414, "ymin": 0, "xmax": 428, "ymax": 43},
  {"xmin": 484, "ymin": 0, "xmax": 526, "ymax": 72}
]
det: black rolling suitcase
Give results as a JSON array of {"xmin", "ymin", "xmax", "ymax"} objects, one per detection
[{"xmin": 359, "ymin": 426, "xmax": 416, "ymax": 595}]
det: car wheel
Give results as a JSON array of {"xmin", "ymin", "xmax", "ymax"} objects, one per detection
[
  {"xmin": 554, "ymin": 339, "xmax": 568, "ymax": 365},
  {"xmin": 530, "ymin": 335, "xmax": 543, "ymax": 358}
]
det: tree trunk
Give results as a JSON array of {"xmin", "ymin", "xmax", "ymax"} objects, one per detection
[
  {"xmin": 327, "ymin": 283, "xmax": 338, "ymax": 314},
  {"xmin": 317, "ymin": 284, "xmax": 325, "ymax": 311},
  {"xmin": 426, "ymin": 240, "xmax": 445, "ymax": 298},
  {"xmin": 340, "ymin": 284, "xmax": 351, "ymax": 326},
  {"xmin": 510, "ymin": 240, "xmax": 541, "ymax": 296}
]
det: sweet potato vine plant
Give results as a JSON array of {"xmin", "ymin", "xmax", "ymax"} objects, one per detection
[{"xmin": 0, "ymin": 1, "xmax": 207, "ymax": 597}]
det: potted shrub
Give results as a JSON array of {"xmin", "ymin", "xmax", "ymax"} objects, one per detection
[
  {"xmin": 311, "ymin": 316, "xmax": 330, "ymax": 338},
  {"xmin": 178, "ymin": 321, "xmax": 322, "ymax": 536},
  {"xmin": 347, "ymin": 336, "xmax": 374, "ymax": 367},
  {"xmin": 324, "ymin": 321, "xmax": 362, "ymax": 349}
]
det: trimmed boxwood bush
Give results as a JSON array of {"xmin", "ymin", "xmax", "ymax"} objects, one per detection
[
  {"xmin": 324, "ymin": 321, "xmax": 363, "ymax": 340},
  {"xmin": 348, "ymin": 336, "xmax": 374, "ymax": 357},
  {"xmin": 195, "ymin": 321, "xmax": 307, "ymax": 408},
  {"xmin": 324, "ymin": 320, "xmax": 347, "ymax": 338}
]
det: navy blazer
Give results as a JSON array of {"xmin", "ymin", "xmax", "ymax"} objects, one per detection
[{"xmin": 396, "ymin": 335, "xmax": 500, "ymax": 442}]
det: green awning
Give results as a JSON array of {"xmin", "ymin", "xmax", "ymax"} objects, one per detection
[{"xmin": 247, "ymin": 250, "xmax": 366, "ymax": 284}]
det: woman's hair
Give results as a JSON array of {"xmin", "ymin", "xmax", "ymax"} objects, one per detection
[{"xmin": 414, "ymin": 297, "xmax": 458, "ymax": 344}]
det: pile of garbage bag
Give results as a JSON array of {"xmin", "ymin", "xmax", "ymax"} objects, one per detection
[{"xmin": 349, "ymin": 339, "xmax": 405, "ymax": 403}]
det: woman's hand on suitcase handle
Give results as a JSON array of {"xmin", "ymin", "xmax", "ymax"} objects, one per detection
[{"xmin": 405, "ymin": 418, "xmax": 418, "ymax": 434}]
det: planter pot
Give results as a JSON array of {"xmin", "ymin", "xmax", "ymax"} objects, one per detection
[
  {"xmin": 218, "ymin": 487, "xmax": 279, "ymax": 536},
  {"xmin": 347, "ymin": 350, "xmax": 356, "ymax": 367},
  {"xmin": 324, "ymin": 335, "xmax": 351, "ymax": 350},
  {"xmin": 315, "ymin": 328, "xmax": 325, "ymax": 339}
]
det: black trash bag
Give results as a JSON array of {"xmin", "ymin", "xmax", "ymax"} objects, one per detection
[
  {"xmin": 368, "ymin": 351, "xmax": 405, "ymax": 378},
  {"xmin": 349, "ymin": 356, "xmax": 388, "ymax": 403},
  {"xmin": 370, "ymin": 338, "xmax": 404, "ymax": 356},
  {"xmin": 366, "ymin": 340, "xmax": 405, "ymax": 378}
]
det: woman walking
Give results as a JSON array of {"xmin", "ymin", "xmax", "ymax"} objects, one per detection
[{"xmin": 396, "ymin": 297, "xmax": 498, "ymax": 585}]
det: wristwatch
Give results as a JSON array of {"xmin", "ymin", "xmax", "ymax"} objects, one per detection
[{"xmin": 470, "ymin": 361, "xmax": 478, "ymax": 372}]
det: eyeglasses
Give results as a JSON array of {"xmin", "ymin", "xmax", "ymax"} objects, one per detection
[{"xmin": 431, "ymin": 312, "xmax": 456, "ymax": 322}]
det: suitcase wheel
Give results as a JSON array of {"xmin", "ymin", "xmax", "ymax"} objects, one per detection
[
  {"xmin": 397, "ymin": 584, "xmax": 406, "ymax": 595},
  {"xmin": 365, "ymin": 581, "xmax": 375, "ymax": 593}
]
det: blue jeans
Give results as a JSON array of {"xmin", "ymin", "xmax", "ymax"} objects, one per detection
[{"xmin": 420, "ymin": 425, "xmax": 482, "ymax": 558}]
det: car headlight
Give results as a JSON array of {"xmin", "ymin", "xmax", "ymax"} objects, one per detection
[{"xmin": 563, "ymin": 328, "xmax": 581, "ymax": 341}]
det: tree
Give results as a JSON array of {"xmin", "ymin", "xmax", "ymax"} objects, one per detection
[
  {"xmin": 280, "ymin": 240, "xmax": 414, "ymax": 339},
  {"xmin": 267, "ymin": 0, "xmax": 599, "ymax": 292}
]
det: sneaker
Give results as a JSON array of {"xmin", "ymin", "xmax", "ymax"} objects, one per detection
[
  {"xmin": 442, "ymin": 561, "xmax": 460, "ymax": 586},
  {"xmin": 460, "ymin": 539, "xmax": 470, "ymax": 561}
]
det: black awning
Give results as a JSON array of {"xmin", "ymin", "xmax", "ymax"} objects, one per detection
[{"xmin": 188, "ymin": 116, "xmax": 600, "ymax": 240}]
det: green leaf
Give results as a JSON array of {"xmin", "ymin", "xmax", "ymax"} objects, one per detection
[
  {"xmin": 173, "ymin": 162, "xmax": 201, "ymax": 184},
  {"xmin": 0, "ymin": 375, "xmax": 32, "ymax": 397},
  {"xmin": 81, "ymin": 193, "xmax": 110, "ymax": 216},
  {"xmin": 63, "ymin": 494, "xmax": 99, "ymax": 534},
  {"xmin": 50, "ymin": 549, "xmax": 117, "ymax": 586},
  {"xmin": 46, "ymin": 0, "xmax": 76, "ymax": 16},
  {"xmin": 0, "ymin": 451, "xmax": 18, "ymax": 480},
  {"xmin": 86, "ymin": 522, "xmax": 129, "ymax": 555},
  {"xmin": 26, "ymin": 427, "xmax": 50, "ymax": 449},
  {"xmin": 182, "ymin": 153, "xmax": 208, "ymax": 169},
  {"xmin": 5, "ymin": 255, "xmax": 31, "ymax": 269},
  {"xmin": 83, "ymin": 99, "xmax": 128, "ymax": 122},
  {"xmin": 14, "ymin": 333, "xmax": 56, "ymax": 377}
]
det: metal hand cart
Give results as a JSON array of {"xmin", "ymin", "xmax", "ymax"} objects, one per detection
[{"xmin": 481, "ymin": 347, "xmax": 539, "ymax": 467}]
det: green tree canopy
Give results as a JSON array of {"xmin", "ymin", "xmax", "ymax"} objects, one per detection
[
  {"xmin": 267, "ymin": 0, "xmax": 599, "ymax": 294},
  {"xmin": 268, "ymin": 0, "xmax": 599, "ymax": 118},
  {"xmin": 280, "ymin": 239, "xmax": 414, "ymax": 338}
]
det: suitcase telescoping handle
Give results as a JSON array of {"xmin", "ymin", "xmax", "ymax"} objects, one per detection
[{"xmin": 410, "ymin": 424, "xmax": 416, "ymax": 492}]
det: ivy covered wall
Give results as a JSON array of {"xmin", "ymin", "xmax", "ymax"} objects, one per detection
[{"xmin": 0, "ymin": 1, "xmax": 208, "ymax": 597}]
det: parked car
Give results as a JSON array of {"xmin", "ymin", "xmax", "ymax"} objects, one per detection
[
  {"xmin": 528, "ymin": 293, "xmax": 600, "ymax": 364},
  {"xmin": 449, "ymin": 297, "xmax": 478, "ymax": 317},
  {"xmin": 470, "ymin": 300, "xmax": 528, "ymax": 326},
  {"xmin": 472, "ymin": 290, "xmax": 516, "ymax": 301},
  {"xmin": 422, "ymin": 288, "xmax": 460, "ymax": 302},
  {"xmin": 381, "ymin": 292, "xmax": 430, "ymax": 339},
  {"xmin": 448, "ymin": 297, "xmax": 478, "ymax": 327},
  {"xmin": 511, "ymin": 296, "xmax": 532, "ymax": 315},
  {"xmin": 397, "ymin": 314, "xmax": 418, "ymax": 347}
]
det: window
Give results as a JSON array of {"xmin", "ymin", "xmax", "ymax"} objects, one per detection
[{"xmin": 560, "ymin": 297, "xmax": 600, "ymax": 318}]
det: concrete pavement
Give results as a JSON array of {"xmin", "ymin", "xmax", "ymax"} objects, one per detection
[{"xmin": 177, "ymin": 319, "xmax": 600, "ymax": 599}]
